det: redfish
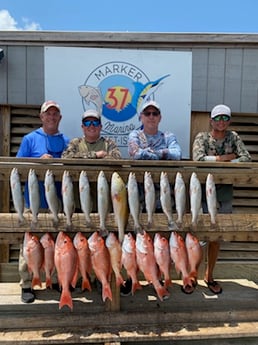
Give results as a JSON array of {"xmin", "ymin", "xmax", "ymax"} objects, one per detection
[
  {"xmin": 40, "ymin": 232, "xmax": 55, "ymax": 289},
  {"xmin": 121, "ymin": 232, "xmax": 141, "ymax": 295},
  {"xmin": 88, "ymin": 231, "xmax": 112, "ymax": 302},
  {"xmin": 23, "ymin": 232, "xmax": 44, "ymax": 288},
  {"xmin": 73, "ymin": 232, "xmax": 92, "ymax": 292},
  {"xmin": 54, "ymin": 231, "xmax": 78, "ymax": 311},
  {"xmin": 136, "ymin": 231, "xmax": 170, "ymax": 301}
]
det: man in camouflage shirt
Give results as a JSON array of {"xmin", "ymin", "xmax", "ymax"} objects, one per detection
[
  {"xmin": 192, "ymin": 104, "xmax": 251, "ymax": 295},
  {"xmin": 62, "ymin": 109, "xmax": 121, "ymax": 212},
  {"xmin": 62, "ymin": 109, "xmax": 121, "ymax": 159}
]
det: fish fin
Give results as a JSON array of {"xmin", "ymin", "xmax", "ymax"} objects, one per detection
[
  {"xmin": 102, "ymin": 283, "xmax": 112, "ymax": 302},
  {"xmin": 116, "ymin": 275, "xmax": 125, "ymax": 287},
  {"xmin": 99, "ymin": 228, "xmax": 109, "ymax": 238},
  {"xmin": 183, "ymin": 276, "xmax": 193, "ymax": 289},
  {"xmin": 18, "ymin": 217, "xmax": 26, "ymax": 226},
  {"xmin": 155, "ymin": 284, "xmax": 170, "ymax": 301},
  {"xmin": 82, "ymin": 278, "xmax": 92, "ymax": 292},
  {"xmin": 71, "ymin": 267, "xmax": 78, "ymax": 289},
  {"xmin": 52, "ymin": 216, "xmax": 60, "ymax": 229},
  {"xmin": 59, "ymin": 289, "xmax": 73, "ymax": 311},
  {"xmin": 45, "ymin": 277, "xmax": 52, "ymax": 289},
  {"xmin": 168, "ymin": 221, "xmax": 179, "ymax": 230},
  {"xmin": 30, "ymin": 220, "xmax": 38, "ymax": 231},
  {"xmin": 32, "ymin": 276, "xmax": 42, "ymax": 288},
  {"xmin": 164, "ymin": 279, "xmax": 173, "ymax": 288},
  {"xmin": 132, "ymin": 281, "xmax": 142, "ymax": 295}
]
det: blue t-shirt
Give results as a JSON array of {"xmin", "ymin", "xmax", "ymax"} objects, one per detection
[{"xmin": 16, "ymin": 128, "xmax": 69, "ymax": 208}]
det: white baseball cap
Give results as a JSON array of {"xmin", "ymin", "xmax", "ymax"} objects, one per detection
[
  {"xmin": 82, "ymin": 109, "xmax": 101, "ymax": 121},
  {"xmin": 211, "ymin": 104, "xmax": 231, "ymax": 119},
  {"xmin": 40, "ymin": 100, "xmax": 60, "ymax": 113},
  {"xmin": 141, "ymin": 100, "xmax": 161, "ymax": 113}
]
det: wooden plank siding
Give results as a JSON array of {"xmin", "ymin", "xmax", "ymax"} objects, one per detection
[{"xmin": 3, "ymin": 33, "xmax": 258, "ymax": 113}]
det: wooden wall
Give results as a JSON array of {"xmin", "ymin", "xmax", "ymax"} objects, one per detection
[{"xmin": 2, "ymin": 33, "xmax": 258, "ymax": 114}]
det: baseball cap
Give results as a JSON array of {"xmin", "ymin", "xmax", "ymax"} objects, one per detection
[
  {"xmin": 40, "ymin": 100, "xmax": 60, "ymax": 113},
  {"xmin": 82, "ymin": 109, "xmax": 101, "ymax": 121},
  {"xmin": 141, "ymin": 100, "xmax": 161, "ymax": 113},
  {"xmin": 211, "ymin": 104, "xmax": 231, "ymax": 119}
]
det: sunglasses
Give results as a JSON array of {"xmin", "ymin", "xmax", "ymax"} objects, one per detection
[
  {"xmin": 143, "ymin": 111, "xmax": 160, "ymax": 117},
  {"xmin": 83, "ymin": 120, "xmax": 101, "ymax": 127},
  {"xmin": 213, "ymin": 115, "xmax": 230, "ymax": 122}
]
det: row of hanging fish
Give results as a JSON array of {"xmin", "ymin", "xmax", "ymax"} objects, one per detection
[
  {"xmin": 10, "ymin": 168, "xmax": 217, "ymax": 240},
  {"xmin": 23, "ymin": 229, "xmax": 203, "ymax": 311}
]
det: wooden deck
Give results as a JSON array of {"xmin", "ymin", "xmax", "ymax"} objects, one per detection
[{"xmin": 1, "ymin": 279, "xmax": 258, "ymax": 344}]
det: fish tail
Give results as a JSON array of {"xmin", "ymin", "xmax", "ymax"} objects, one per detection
[
  {"xmin": 45, "ymin": 276, "xmax": 52, "ymax": 289},
  {"xmin": 132, "ymin": 281, "xmax": 142, "ymax": 295},
  {"xmin": 116, "ymin": 275, "xmax": 125, "ymax": 287},
  {"xmin": 164, "ymin": 278, "xmax": 173, "ymax": 288},
  {"xmin": 59, "ymin": 289, "xmax": 73, "ymax": 311},
  {"xmin": 82, "ymin": 278, "xmax": 92, "ymax": 292},
  {"xmin": 168, "ymin": 221, "xmax": 179, "ymax": 230},
  {"xmin": 102, "ymin": 283, "xmax": 112, "ymax": 302},
  {"xmin": 183, "ymin": 276, "xmax": 193, "ymax": 289},
  {"xmin": 32, "ymin": 276, "xmax": 42, "ymax": 288},
  {"xmin": 155, "ymin": 285, "xmax": 170, "ymax": 301}
]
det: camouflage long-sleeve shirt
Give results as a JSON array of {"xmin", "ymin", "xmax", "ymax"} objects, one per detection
[
  {"xmin": 61, "ymin": 136, "xmax": 122, "ymax": 159},
  {"xmin": 192, "ymin": 131, "xmax": 252, "ymax": 162}
]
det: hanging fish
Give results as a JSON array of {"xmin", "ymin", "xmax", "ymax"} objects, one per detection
[
  {"xmin": 111, "ymin": 172, "xmax": 129, "ymax": 243},
  {"xmin": 160, "ymin": 171, "xmax": 177, "ymax": 230},
  {"xmin": 97, "ymin": 170, "xmax": 109, "ymax": 237},
  {"xmin": 28, "ymin": 169, "xmax": 40, "ymax": 228},
  {"xmin": 79, "ymin": 170, "xmax": 92, "ymax": 227},
  {"xmin": 54, "ymin": 231, "xmax": 78, "ymax": 311},
  {"xmin": 62, "ymin": 170, "xmax": 75, "ymax": 230},
  {"xmin": 88, "ymin": 231, "xmax": 112, "ymax": 302},
  {"xmin": 10, "ymin": 167, "xmax": 25, "ymax": 225},
  {"xmin": 174, "ymin": 172, "xmax": 186, "ymax": 225},
  {"xmin": 144, "ymin": 171, "xmax": 155, "ymax": 229},
  {"xmin": 127, "ymin": 172, "xmax": 142, "ymax": 234},
  {"xmin": 206, "ymin": 173, "xmax": 217, "ymax": 226},
  {"xmin": 189, "ymin": 172, "xmax": 202, "ymax": 227},
  {"xmin": 44, "ymin": 169, "xmax": 60, "ymax": 227},
  {"xmin": 23, "ymin": 232, "xmax": 44, "ymax": 289}
]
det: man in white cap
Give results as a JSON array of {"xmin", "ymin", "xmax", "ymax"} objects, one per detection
[
  {"xmin": 16, "ymin": 100, "xmax": 70, "ymax": 303},
  {"xmin": 62, "ymin": 109, "xmax": 121, "ymax": 159},
  {"xmin": 192, "ymin": 104, "xmax": 251, "ymax": 295},
  {"xmin": 128, "ymin": 100, "xmax": 182, "ymax": 160}
]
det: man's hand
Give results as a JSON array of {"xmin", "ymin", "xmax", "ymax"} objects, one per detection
[
  {"xmin": 40, "ymin": 153, "xmax": 53, "ymax": 159},
  {"xmin": 216, "ymin": 153, "xmax": 236, "ymax": 161},
  {"xmin": 96, "ymin": 150, "xmax": 107, "ymax": 158}
]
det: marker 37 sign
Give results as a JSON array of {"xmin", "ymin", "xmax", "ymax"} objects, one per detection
[{"xmin": 79, "ymin": 61, "xmax": 169, "ymax": 148}]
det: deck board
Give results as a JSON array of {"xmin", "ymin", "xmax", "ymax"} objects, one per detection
[{"xmin": 1, "ymin": 280, "xmax": 258, "ymax": 344}]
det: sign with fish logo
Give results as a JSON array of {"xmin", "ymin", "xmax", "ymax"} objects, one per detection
[
  {"xmin": 45, "ymin": 47, "xmax": 192, "ymax": 158},
  {"xmin": 79, "ymin": 62, "xmax": 170, "ymax": 150}
]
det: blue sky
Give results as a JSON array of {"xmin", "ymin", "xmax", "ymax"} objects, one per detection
[{"xmin": 1, "ymin": 0, "xmax": 258, "ymax": 33}]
